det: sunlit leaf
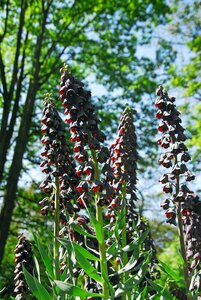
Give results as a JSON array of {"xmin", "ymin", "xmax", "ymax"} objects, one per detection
[
  {"xmin": 55, "ymin": 280, "xmax": 103, "ymax": 298},
  {"xmin": 23, "ymin": 266, "xmax": 52, "ymax": 300}
]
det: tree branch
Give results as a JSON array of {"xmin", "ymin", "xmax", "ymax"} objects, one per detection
[
  {"xmin": 9, "ymin": 0, "xmax": 27, "ymax": 100},
  {"xmin": 0, "ymin": 51, "xmax": 8, "ymax": 99},
  {"xmin": 0, "ymin": 0, "xmax": 10, "ymax": 43},
  {"xmin": 42, "ymin": 1, "xmax": 104, "ymax": 63},
  {"xmin": 39, "ymin": 12, "xmax": 102, "ymax": 85},
  {"xmin": 7, "ymin": 31, "xmax": 29, "ymax": 148}
]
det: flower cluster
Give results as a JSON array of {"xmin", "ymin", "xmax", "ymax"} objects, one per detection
[
  {"xmin": 58, "ymin": 68, "xmax": 118, "ymax": 282},
  {"xmin": 156, "ymin": 86, "xmax": 201, "ymax": 284},
  {"xmin": 138, "ymin": 219, "xmax": 160, "ymax": 280},
  {"xmin": 59, "ymin": 66, "xmax": 106, "ymax": 152},
  {"xmin": 14, "ymin": 234, "xmax": 34, "ymax": 300},
  {"xmin": 106, "ymin": 106, "xmax": 138, "ymax": 232},
  {"xmin": 59, "ymin": 66, "xmax": 115, "ymax": 208},
  {"xmin": 105, "ymin": 106, "xmax": 159, "ymax": 286},
  {"xmin": 39, "ymin": 95, "xmax": 79, "ymax": 221}
]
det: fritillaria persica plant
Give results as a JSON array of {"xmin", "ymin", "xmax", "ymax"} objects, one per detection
[
  {"xmin": 13, "ymin": 69, "xmax": 201, "ymax": 300},
  {"xmin": 156, "ymin": 86, "xmax": 201, "ymax": 299}
]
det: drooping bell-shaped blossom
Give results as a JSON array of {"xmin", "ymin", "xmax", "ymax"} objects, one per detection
[
  {"xmin": 14, "ymin": 234, "xmax": 34, "ymax": 300},
  {"xmin": 156, "ymin": 86, "xmax": 201, "ymax": 293}
]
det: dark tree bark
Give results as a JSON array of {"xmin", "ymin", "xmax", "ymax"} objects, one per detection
[
  {"xmin": 0, "ymin": 82, "xmax": 38, "ymax": 263},
  {"xmin": 0, "ymin": 0, "xmax": 26, "ymax": 183},
  {"xmin": 0, "ymin": 5, "xmax": 47, "ymax": 263},
  {"xmin": 0, "ymin": 1, "xmax": 96, "ymax": 264}
]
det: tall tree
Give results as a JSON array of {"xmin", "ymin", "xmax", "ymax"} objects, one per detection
[
  {"xmin": 0, "ymin": 0, "xmax": 170, "ymax": 263},
  {"xmin": 170, "ymin": 0, "xmax": 201, "ymax": 159},
  {"xmin": 165, "ymin": 0, "xmax": 201, "ymax": 161}
]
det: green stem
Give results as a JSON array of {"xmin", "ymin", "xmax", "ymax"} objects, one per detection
[
  {"xmin": 121, "ymin": 180, "xmax": 131, "ymax": 300},
  {"xmin": 122, "ymin": 182, "xmax": 128, "ymax": 270},
  {"xmin": 175, "ymin": 158, "xmax": 191, "ymax": 299},
  {"xmin": 177, "ymin": 204, "xmax": 190, "ymax": 294},
  {"xmin": 96, "ymin": 203, "xmax": 110, "ymax": 300},
  {"xmin": 54, "ymin": 176, "xmax": 60, "ymax": 280},
  {"xmin": 91, "ymin": 150, "xmax": 110, "ymax": 300}
]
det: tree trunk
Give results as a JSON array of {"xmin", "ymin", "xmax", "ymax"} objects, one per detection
[
  {"xmin": 0, "ymin": 3, "xmax": 47, "ymax": 264},
  {"xmin": 0, "ymin": 81, "xmax": 38, "ymax": 264},
  {"xmin": 0, "ymin": 0, "xmax": 26, "ymax": 183}
]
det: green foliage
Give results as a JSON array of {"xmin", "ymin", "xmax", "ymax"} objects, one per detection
[
  {"xmin": 33, "ymin": 234, "xmax": 54, "ymax": 280},
  {"xmin": 1, "ymin": 1, "xmax": 201, "ymax": 299},
  {"xmin": 146, "ymin": 278, "xmax": 176, "ymax": 300},
  {"xmin": 163, "ymin": 0, "xmax": 201, "ymax": 164},
  {"xmin": 0, "ymin": 184, "xmax": 53, "ymax": 299},
  {"xmin": 59, "ymin": 239, "xmax": 100, "ymax": 262},
  {"xmin": 23, "ymin": 266, "xmax": 52, "ymax": 300},
  {"xmin": 0, "ymin": 235, "xmax": 15, "ymax": 298},
  {"xmin": 25, "ymin": 225, "xmax": 158, "ymax": 299},
  {"xmin": 54, "ymin": 280, "xmax": 103, "ymax": 298},
  {"xmin": 148, "ymin": 219, "xmax": 189, "ymax": 298},
  {"xmin": 168, "ymin": 0, "xmax": 201, "ymax": 97}
]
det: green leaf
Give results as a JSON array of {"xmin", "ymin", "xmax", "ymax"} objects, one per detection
[
  {"xmin": 124, "ymin": 276, "xmax": 137, "ymax": 290},
  {"xmin": 136, "ymin": 285, "xmax": 147, "ymax": 300},
  {"xmin": 113, "ymin": 203, "xmax": 126, "ymax": 240},
  {"xmin": 73, "ymin": 246, "xmax": 103, "ymax": 283},
  {"xmin": 34, "ymin": 256, "xmax": 41, "ymax": 282},
  {"xmin": 73, "ymin": 242, "xmax": 100, "ymax": 261},
  {"xmin": 60, "ymin": 222, "xmax": 103, "ymax": 285},
  {"xmin": 23, "ymin": 267, "xmax": 52, "ymax": 300},
  {"xmin": 71, "ymin": 222, "xmax": 96, "ymax": 239},
  {"xmin": 23, "ymin": 267, "xmax": 40, "ymax": 299},
  {"xmin": 89, "ymin": 212, "xmax": 104, "ymax": 244},
  {"xmin": 55, "ymin": 280, "xmax": 103, "ymax": 298},
  {"xmin": 158, "ymin": 260, "xmax": 180, "ymax": 282},
  {"xmin": 34, "ymin": 277, "xmax": 52, "ymax": 300},
  {"xmin": 33, "ymin": 234, "xmax": 54, "ymax": 279},
  {"xmin": 80, "ymin": 199, "xmax": 104, "ymax": 244},
  {"xmin": 59, "ymin": 238, "xmax": 75, "ymax": 284},
  {"xmin": 114, "ymin": 277, "xmax": 136, "ymax": 297},
  {"xmin": 107, "ymin": 241, "xmax": 118, "ymax": 256},
  {"xmin": 118, "ymin": 202, "xmax": 126, "ymax": 230},
  {"xmin": 118, "ymin": 252, "xmax": 138, "ymax": 274},
  {"xmin": 122, "ymin": 230, "xmax": 149, "ymax": 252},
  {"xmin": 146, "ymin": 278, "xmax": 173, "ymax": 300},
  {"xmin": 58, "ymin": 238, "xmax": 100, "ymax": 261}
]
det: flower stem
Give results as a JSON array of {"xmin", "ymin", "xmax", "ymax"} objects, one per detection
[
  {"xmin": 175, "ymin": 158, "xmax": 191, "ymax": 299},
  {"xmin": 91, "ymin": 149, "xmax": 110, "ymax": 300},
  {"xmin": 121, "ymin": 180, "xmax": 131, "ymax": 300},
  {"xmin": 54, "ymin": 176, "xmax": 60, "ymax": 280},
  {"xmin": 177, "ymin": 204, "xmax": 191, "ymax": 298},
  {"xmin": 96, "ymin": 203, "xmax": 110, "ymax": 300}
]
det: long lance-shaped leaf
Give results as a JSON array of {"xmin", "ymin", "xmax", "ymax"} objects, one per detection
[
  {"xmin": 117, "ymin": 252, "xmax": 139, "ymax": 275},
  {"xmin": 122, "ymin": 229, "xmax": 149, "ymax": 253},
  {"xmin": 81, "ymin": 198, "xmax": 104, "ymax": 244},
  {"xmin": 136, "ymin": 285, "xmax": 148, "ymax": 300},
  {"xmin": 71, "ymin": 222, "xmax": 96, "ymax": 239},
  {"xmin": 33, "ymin": 233, "xmax": 54, "ymax": 279},
  {"xmin": 59, "ymin": 235, "xmax": 103, "ymax": 283},
  {"xmin": 146, "ymin": 277, "xmax": 174, "ymax": 300},
  {"xmin": 58, "ymin": 238, "xmax": 100, "ymax": 261},
  {"xmin": 158, "ymin": 259, "xmax": 182, "ymax": 283},
  {"xmin": 34, "ymin": 256, "xmax": 41, "ymax": 282},
  {"xmin": 55, "ymin": 280, "xmax": 103, "ymax": 298},
  {"xmin": 23, "ymin": 266, "xmax": 52, "ymax": 300},
  {"xmin": 73, "ymin": 246, "xmax": 103, "ymax": 283},
  {"xmin": 115, "ymin": 252, "xmax": 151, "ymax": 297}
]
